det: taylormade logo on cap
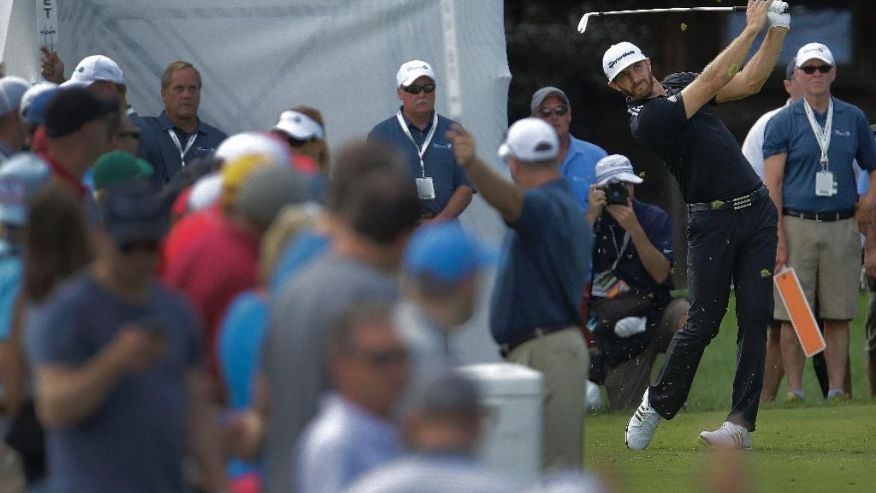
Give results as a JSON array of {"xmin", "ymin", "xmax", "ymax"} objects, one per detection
[
  {"xmin": 396, "ymin": 60, "xmax": 436, "ymax": 87},
  {"xmin": 602, "ymin": 42, "xmax": 647, "ymax": 82}
]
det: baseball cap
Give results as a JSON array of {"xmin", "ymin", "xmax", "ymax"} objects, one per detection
[
  {"xmin": 237, "ymin": 165, "xmax": 308, "ymax": 228},
  {"xmin": 0, "ymin": 153, "xmax": 51, "ymax": 227},
  {"xmin": 497, "ymin": 117, "xmax": 559, "ymax": 163},
  {"xmin": 188, "ymin": 172, "xmax": 222, "ymax": 212},
  {"xmin": 60, "ymin": 55, "xmax": 125, "ymax": 88},
  {"xmin": 92, "ymin": 151, "xmax": 154, "ymax": 191},
  {"xmin": 403, "ymin": 222, "xmax": 493, "ymax": 284},
  {"xmin": 0, "ymin": 76, "xmax": 31, "ymax": 117},
  {"xmin": 44, "ymin": 88, "xmax": 119, "ymax": 138},
  {"xmin": 221, "ymin": 154, "xmax": 273, "ymax": 210},
  {"xmin": 785, "ymin": 57, "xmax": 797, "ymax": 81},
  {"xmin": 530, "ymin": 86, "xmax": 570, "ymax": 116},
  {"xmin": 396, "ymin": 60, "xmax": 435, "ymax": 87},
  {"xmin": 19, "ymin": 82, "xmax": 59, "ymax": 126},
  {"xmin": 602, "ymin": 41, "xmax": 647, "ymax": 82},
  {"xmin": 214, "ymin": 131, "xmax": 290, "ymax": 168},
  {"xmin": 796, "ymin": 43, "xmax": 835, "ymax": 67},
  {"xmin": 100, "ymin": 181, "xmax": 168, "ymax": 247},
  {"xmin": 273, "ymin": 110, "xmax": 324, "ymax": 141},
  {"xmin": 594, "ymin": 154, "xmax": 643, "ymax": 186}
]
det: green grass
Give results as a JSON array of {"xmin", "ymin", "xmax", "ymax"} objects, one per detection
[{"xmin": 583, "ymin": 293, "xmax": 876, "ymax": 492}]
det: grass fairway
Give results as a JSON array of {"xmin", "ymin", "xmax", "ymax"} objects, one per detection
[{"xmin": 583, "ymin": 294, "xmax": 876, "ymax": 492}]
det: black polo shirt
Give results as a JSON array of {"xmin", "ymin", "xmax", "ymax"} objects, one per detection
[{"xmin": 627, "ymin": 72, "xmax": 761, "ymax": 203}]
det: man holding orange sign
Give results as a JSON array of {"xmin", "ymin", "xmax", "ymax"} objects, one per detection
[{"xmin": 763, "ymin": 42, "xmax": 876, "ymax": 401}]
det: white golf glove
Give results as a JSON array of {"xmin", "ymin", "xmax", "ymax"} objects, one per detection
[
  {"xmin": 768, "ymin": 1, "xmax": 790, "ymax": 29},
  {"xmin": 614, "ymin": 316, "xmax": 647, "ymax": 338}
]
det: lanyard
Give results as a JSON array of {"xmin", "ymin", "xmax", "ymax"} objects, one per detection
[
  {"xmin": 167, "ymin": 129, "xmax": 198, "ymax": 166},
  {"xmin": 396, "ymin": 111, "xmax": 438, "ymax": 178},
  {"xmin": 802, "ymin": 97, "xmax": 833, "ymax": 171}
]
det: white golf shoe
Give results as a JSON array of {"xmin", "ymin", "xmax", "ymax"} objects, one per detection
[
  {"xmin": 625, "ymin": 389, "xmax": 661, "ymax": 450},
  {"xmin": 699, "ymin": 421, "xmax": 752, "ymax": 450}
]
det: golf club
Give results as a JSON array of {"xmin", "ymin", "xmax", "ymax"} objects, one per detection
[{"xmin": 578, "ymin": 6, "xmax": 749, "ymax": 34}]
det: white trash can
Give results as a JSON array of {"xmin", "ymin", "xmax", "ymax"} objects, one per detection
[{"xmin": 459, "ymin": 362, "xmax": 543, "ymax": 480}]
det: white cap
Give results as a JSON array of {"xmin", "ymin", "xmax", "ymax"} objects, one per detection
[
  {"xmin": 594, "ymin": 154, "xmax": 643, "ymax": 186},
  {"xmin": 0, "ymin": 76, "xmax": 31, "ymax": 117},
  {"xmin": 602, "ymin": 42, "xmax": 647, "ymax": 82},
  {"xmin": 396, "ymin": 60, "xmax": 435, "ymax": 87},
  {"xmin": 187, "ymin": 172, "xmax": 223, "ymax": 212},
  {"xmin": 61, "ymin": 55, "xmax": 125, "ymax": 88},
  {"xmin": 19, "ymin": 82, "xmax": 58, "ymax": 123},
  {"xmin": 273, "ymin": 110, "xmax": 324, "ymax": 141},
  {"xmin": 214, "ymin": 132, "xmax": 290, "ymax": 168},
  {"xmin": 497, "ymin": 118, "xmax": 559, "ymax": 163},
  {"xmin": 796, "ymin": 43, "xmax": 835, "ymax": 67}
]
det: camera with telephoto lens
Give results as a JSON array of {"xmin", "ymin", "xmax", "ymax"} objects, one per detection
[{"xmin": 603, "ymin": 181, "xmax": 629, "ymax": 205}]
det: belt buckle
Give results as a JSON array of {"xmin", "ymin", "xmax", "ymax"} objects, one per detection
[
  {"xmin": 731, "ymin": 193, "xmax": 752, "ymax": 211},
  {"xmin": 710, "ymin": 200, "xmax": 725, "ymax": 210}
]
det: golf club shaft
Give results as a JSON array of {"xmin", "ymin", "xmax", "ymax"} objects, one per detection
[{"xmin": 578, "ymin": 6, "xmax": 746, "ymax": 33}]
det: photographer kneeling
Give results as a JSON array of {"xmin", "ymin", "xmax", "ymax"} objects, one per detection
[{"xmin": 586, "ymin": 155, "xmax": 689, "ymax": 411}]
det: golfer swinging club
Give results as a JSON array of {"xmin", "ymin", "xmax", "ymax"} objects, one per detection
[{"xmin": 602, "ymin": 0, "xmax": 789, "ymax": 450}]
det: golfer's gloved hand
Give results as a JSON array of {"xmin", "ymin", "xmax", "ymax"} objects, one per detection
[
  {"xmin": 768, "ymin": 1, "xmax": 790, "ymax": 29},
  {"xmin": 614, "ymin": 316, "xmax": 647, "ymax": 338}
]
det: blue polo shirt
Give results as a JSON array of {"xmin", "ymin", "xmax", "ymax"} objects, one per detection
[
  {"xmin": 490, "ymin": 178, "xmax": 592, "ymax": 345},
  {"xmin": 561, "ymin": 135, "xmax": 608, "ymax": 211},
  {"xmin": 142, "ymin": 111, "xmax": 227, "ymax": 184},
  {"xmin": 0, "ymin": 240, "xmax": 22, "ymax": 341},
  {"xmin": 763, "ymin": 97, "xmax": 876, "ymax": 213},
  {"xmin": 368, "ymin": 110, "xmax": 472, "ymax": 217}
]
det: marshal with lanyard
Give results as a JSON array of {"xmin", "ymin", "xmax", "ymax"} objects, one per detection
[
  {"xmin": 802, "ymin": 97, "xmax": 837, "ymax": 197},
  {"xmin": 396, "ymin": 111, "xmax": 439, "ymax": 200}
]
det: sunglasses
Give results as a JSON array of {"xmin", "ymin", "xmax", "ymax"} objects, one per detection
[
  {"xmin": 402, "ymin": 83, "xmax": 436, "ymax": 95},
  {"xmin": 117, "ymin": 131, "xmax": 140, "ymax": 140},
  {"xmin": 120, "ymin": 239, "xmax": 160, "ymax": 254},
  {"xmin": 353, "ymin": 348, "xmax": 409, "ymax": 367},
  {"xmin": 540, "ymin": 106, "xmax": 569, "ymax": 117},
  {"xmin": 799, "ymin": 65, "xmax": 832, "ymax": 74}
]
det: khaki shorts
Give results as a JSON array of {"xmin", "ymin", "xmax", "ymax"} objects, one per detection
[{"xmin": 773, "ymin": 216, "xmax": 860, "ymax": 321}]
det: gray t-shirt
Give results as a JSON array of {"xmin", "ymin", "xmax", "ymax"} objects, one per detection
[
  {"xmin": 262, "ymin": 254, "xmax": 398, "ymax": 493},
  {"xmin": 26, "ymin": 270, "xmax": 202, "ymax": 493}
]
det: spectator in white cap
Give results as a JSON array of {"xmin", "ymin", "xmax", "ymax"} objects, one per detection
[
  {"xmin": 368, "ymin": 60, "xmax": 473, "ymax": 223},
  {"xmin": 43, "ymin": 52, "xmax": 156, "ymax": 162},
  {"xmin": 530, "ymin": 86, "xmax": 607, "ymax": 211},
  {"xmin": 18, "ymin": 82, "xmax": 59, "ymax": 145},
  {"xmin": 585, "ymin": 154, "xmax": 689, "ymax": 411},
  {"xmin": 762, "ymin": 41, "xmax": 876, "ymax": 402},
  {"xmin": 446, "ymin": 118, "xmax": 591, "ymax": 470},
  {"xmin": 0, "ymin": 76, "xmax": 31, "ymax": 162},
  {"xmin": 272, "ymin": 106, "xmax": 330, "ymax": 172}
]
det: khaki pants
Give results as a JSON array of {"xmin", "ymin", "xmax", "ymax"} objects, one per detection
[
  {"xmin": 506, "ymin": 327, "xmax": 589, "ymax": 471},
  {"xmin": 604, "ymin": 298, "xmax": 690, "ymax": 410}
]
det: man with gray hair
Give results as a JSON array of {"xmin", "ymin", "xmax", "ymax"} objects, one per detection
[
  {"xmin": 446, "ymin": 118, "xmax": 591, "ymax": 470},
  {"xmin": 531, "ymin": 86, "xmax": 607, "ymax": 211},
  {"xmin": 346, "ymin": 370, "xmax": 523, "ymax": 493}
]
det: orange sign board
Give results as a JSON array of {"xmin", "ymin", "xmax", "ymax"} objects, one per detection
[{"xmin": 774, "ymin": 268, "xmax": 826, "ymax": 357}]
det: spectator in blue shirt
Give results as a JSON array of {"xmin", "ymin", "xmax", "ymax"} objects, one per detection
[
  {"xmin": 446, "ymin": 118, "xmax": 591, "ymax": 470},
  {"xmin": 142, "ymin": 61, "xmax": 227, "ymax": 184},
  {"xmin": 763, "ymin": 42, "xmax": 876, "ymax": 402},
  {"xmin": 530, "ymin": 86, "xmax": 607, "ymax": 212},
  {"xmin": 294, "ymin": 302, "xmax": 408, "ymax": 493},
  {"xmin": 368, "ymin": 60, "xmax": 473, "ymax": 223}
]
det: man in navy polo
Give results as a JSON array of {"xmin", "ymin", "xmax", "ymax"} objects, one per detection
[
  {"xmin": 368, "ymin": 60, "xmax": 473, "ymax": 223},
  {"xmin": 446, "ymin": 117, "xmax": 591, "ymax": 470},
  {"xmin": 763, "ymin": 42, "xmax": 876, "ymax": 402},
  {"xmin": 531, "ymin": 86, "xmax": 607, "ymax": 211},
  {"xmin": 143, "ymin": 61, "xmax": 227, "ymax": 184}
]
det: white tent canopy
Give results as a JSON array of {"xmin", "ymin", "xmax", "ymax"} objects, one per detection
[{"xmin": 1, "ymin": 0, "xmax": 511, "ymax": 363}]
